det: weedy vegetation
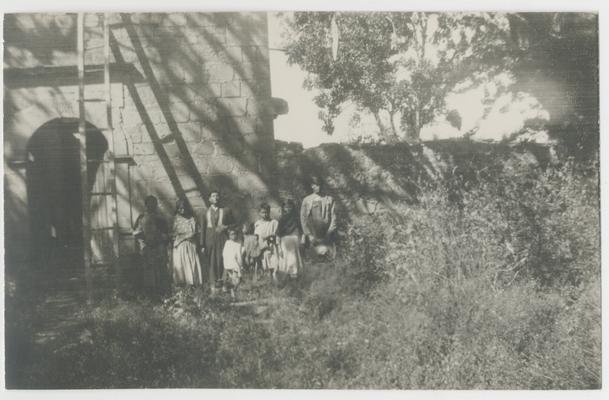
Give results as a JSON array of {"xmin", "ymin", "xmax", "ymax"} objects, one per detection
[{"xmin": 7, "ymin": 154, "xmax": 600, "ymax": 389}]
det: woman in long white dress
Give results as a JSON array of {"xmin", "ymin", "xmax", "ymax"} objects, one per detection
[{"xmin": 172, "ymin": 199, "xmax": 202, "ymax": 286}]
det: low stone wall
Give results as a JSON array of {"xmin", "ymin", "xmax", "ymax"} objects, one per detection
[{"xmin": 273, "ymin": 139, "xmax": 555, "ymax": 221}]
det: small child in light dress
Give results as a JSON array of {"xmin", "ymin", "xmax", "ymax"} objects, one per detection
[
  {"xmin": 222, "ymin": 227, "xmax": 243, "ymax": 299},
  {"xmin": 254, "ymin": 203, "xmax": 280, "ymax": 281},
  {"xmin": 242, "ymin": 223, "xmax": 261, "ymax": 279}
]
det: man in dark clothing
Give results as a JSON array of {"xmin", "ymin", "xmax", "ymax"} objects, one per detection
[{"xmin": 199, "ymin": 190, "xmax": 233, "ymax": 294}]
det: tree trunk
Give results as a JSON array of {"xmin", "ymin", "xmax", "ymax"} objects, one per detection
[
  {"xmin": 373, "ymin": 110, "xmax": 397, "ymax": 143},
  {"xmin": 406, "ymin": 109, "xmax": 421, "ymax": 142},
  {"xmin": 388, "ymin": 110, "xmax": 399, "ymax": 137}
]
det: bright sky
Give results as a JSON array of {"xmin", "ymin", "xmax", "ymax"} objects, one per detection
[
  {"xmin": 268, "ymin": 12, "xmax": 382, "ymax": 147},
  {"xmin": 267, "ymin": 13, "xmax": 345, "ymax": 148},
  {"xmin": 267, "ymin": 12, "xmax": 553, "ymax": 147}
]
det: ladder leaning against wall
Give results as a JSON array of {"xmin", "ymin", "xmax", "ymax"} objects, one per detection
[{"xmin": 76, "ymin": 12, "xmax": 120, "ymax": 294}]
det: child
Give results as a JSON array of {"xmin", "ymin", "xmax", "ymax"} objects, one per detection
[
  {"xmin": 277, "ymin": 199, "xmax": 304, "ymax": 280},
  {"xmin": 242, "ymin": 223, "xmax": 261, "ymax": 279},
  {"xmin": 254, "ymin": 203, "xmax": 280, "ymax": 280},
  {"xmin": 222, "ymin": 227, "xmax": 243, "ymax": 300}
]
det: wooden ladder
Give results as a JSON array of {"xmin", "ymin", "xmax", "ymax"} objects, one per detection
[{"xmin": 77, "ymin": 13, "xmax": 120, "ymax": 295}]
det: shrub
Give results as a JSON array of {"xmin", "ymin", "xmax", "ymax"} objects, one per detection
[{"xmin": 11, "ymin": 157, "xmax": 600, "ymax": 389}]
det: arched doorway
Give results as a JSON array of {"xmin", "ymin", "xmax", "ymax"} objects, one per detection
[{"xmin": 26, "ymin": 118, "xmax": 108, "ymax": 268}]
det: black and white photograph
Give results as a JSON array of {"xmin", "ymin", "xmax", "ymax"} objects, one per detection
[{"xmin": 1, "ymin": 0, "xmax": 605, "ymax": 394}]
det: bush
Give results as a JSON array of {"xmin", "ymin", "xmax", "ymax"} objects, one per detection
[{"xmin": 12, "ymin": 158, "xmax": 600, "ymax": 389}]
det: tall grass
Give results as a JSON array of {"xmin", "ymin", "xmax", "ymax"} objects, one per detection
[{"xmin": 12, "ymin": 160, "xmax": 600, "ymax": 389}]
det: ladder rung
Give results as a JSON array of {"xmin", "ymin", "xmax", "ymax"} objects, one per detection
[
  {"xmin": 84, "ymin": 67, "xmax": 105, "ymax": 74},
  {"xmin": 91, "ymin": 192, "xmax": 115, "ymax": 196},
  {"xmin": 81, "ymin": 98, "xmax": 106, "ymax": 103},
  {"xmin": 114, "ymin": 155, "xmax": 136, "ymax": 165},
  {"xmin": 85, "ymin": 43, "xmax": 106, "ymax": 50},
  {"xmin": 159, "ymin": 134, "xmax": 175, "ymax": 144}
]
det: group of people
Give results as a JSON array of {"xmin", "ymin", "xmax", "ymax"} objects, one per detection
[{"xmin": 133, "ymin": 177, "xmax": 337, "ymax": 299}]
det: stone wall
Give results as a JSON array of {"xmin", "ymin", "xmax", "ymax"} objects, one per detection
[
  {"xmin": 274, "ymin": 140, "xmax": 555, "ymax": 225},
  {"xmin": 4, "ymin": 12, "xmax": 276, "ymax": 269}
]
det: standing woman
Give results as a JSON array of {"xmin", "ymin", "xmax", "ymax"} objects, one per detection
[
  {"xmin": 133, "ymin": 195, "xmax": 170, "ymax": 297},
  {"xmin": 277, "ymin": 199, "xmax": 304, "ymax": 279},
  {"xmin": 172, "ymin": 199, "xmax": 202, "ymax": 286}
]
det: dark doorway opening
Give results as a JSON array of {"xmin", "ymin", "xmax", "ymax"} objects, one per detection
[{"xmin": 26, "ymin": 118, "xmax": 108, "ymax": 268}]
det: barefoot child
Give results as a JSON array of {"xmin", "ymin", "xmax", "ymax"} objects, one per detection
[
  {"xmin": 242, "ymin": 223, "xmax": 261, "ymax": 279},
  {"xmin": 254, "ymin": 203, "xmax": 280, "ymax": 280},
  {"xmin": 222, "ymin": 227, "xmax": 243, "ymax": 299}
]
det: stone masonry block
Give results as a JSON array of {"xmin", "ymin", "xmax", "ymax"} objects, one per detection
[
  {"xmin": 241, "ymin": 46, "xmax": 269, "ymax": 63},
  {"xmin": 246, "ymin": 98, "xmax": 273, "ymax": 117},
  {"xmin": 210, "ymin": 155, "xmax": 235, "ymax": 174},
  {"xmin": 194, "ymin": 140, "xmax": 215, "ymax": 156},
  {"xmin": 226, "ymin": 115, "xmax": 257, "ymax": 135},
  {"xmin": 127, "ymin": 123, "xmax": 146, "ymax": 143},
  {"xmin": 240, "ymin": 79, "xmax": 272, "ymax": 98},
  {"xmin": 206, "ymin": 63, "xmax": 234, "ymax": 83},
  {"xmin": 217, "ymin": 46, "xmax": 243, "ymax": 64},
  {"xmin": 54, "ymin": 14, "xmax": 76, "ymax": 33},
  {"xmin": 212, "ymin": 26, "xmax": 227, "ymax": 44},
  {"xmin": 137, "ymin": 13, "xmax": 164, "ymax": 25},
  {"xmin": 190, "ymin": 101, "xmax": 220, "ymax": 122},
  {"xmin": 217, "ymin": 98, "xmax": 247, "ymax": 117},
  {"xmin": 84, "ymin": 50, "xmax": 105, "ymax": 66},
  {"xmin": 194, "ymin": 157, "xmax": 210, "ymax": 174},
  {"xmin": 225, "ymin": 28, "xmax": 255, "ymax": 47},
  {"xmin": 186, "ymin": 192, "xmax": 206, "ymax": 211},
  {"xmin": 181, "ymin": 65, "xmax": 205, "ymax": 85},
  {"xmin": 153, "ymin": 122, "xmax": 172, "ymax": 140},
  {"xmin": 221, "ymin": 81, "xmax": 241, "ymax": 98},
  {"xmin": 182, "ymin": 27, "xmax": 203, "ymax": 45},
  {"xmin": 133, "ymin": 143, "xmax": 155, "ymax": 156},
  {"xmin": 168, "ymin": 101, "xmax": 191, "ymax": 123},
  {"xmin": 200, "ymin": 124, "xmax": 216, "ymax": 140},
  {"xmin": 238, "ymin": 61, "xmax": 270, "ymax": 82},
  {"xmin": 177, "ymin": 122, "xmax": 202, "ymax": 142}
]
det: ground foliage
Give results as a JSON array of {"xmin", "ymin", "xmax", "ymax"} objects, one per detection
[{"xmin": 7, "ymin": 156, "xmax": 600, "ymax": 389}]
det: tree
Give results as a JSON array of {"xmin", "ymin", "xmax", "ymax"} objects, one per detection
[
  {"xmin": 284, "ymin": 12, "xmax": 512, "ymax": 142},
  {"xmin": 507, "ymin": 13, "xmax": 599, "ymax": 159}
]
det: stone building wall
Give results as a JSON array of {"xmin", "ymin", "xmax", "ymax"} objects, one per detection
[{"xmin": 4, "ymin": 12, "xmax": 277, "ymax": 271}]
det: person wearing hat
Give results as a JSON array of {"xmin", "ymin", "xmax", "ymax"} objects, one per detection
[{"xmin": 300, "ymin": 177, "xmax": 337, "ymax": 259}]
